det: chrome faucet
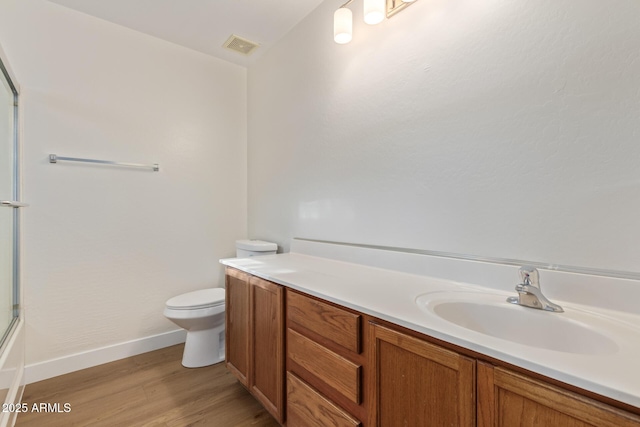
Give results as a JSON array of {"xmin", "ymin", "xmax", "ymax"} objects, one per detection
[{"xmin": 507, "ymin": 266, "xmax": 563, "ymax": 312}]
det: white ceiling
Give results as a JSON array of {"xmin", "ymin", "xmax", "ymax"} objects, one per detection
[{"xmin": 47, "ymin": 0, "xmax": 326, "ymax": 67}]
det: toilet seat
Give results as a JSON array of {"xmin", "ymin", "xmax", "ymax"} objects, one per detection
[{"xmin": 166, "ymin": 288, "xmax": 225, "ymax": 310}]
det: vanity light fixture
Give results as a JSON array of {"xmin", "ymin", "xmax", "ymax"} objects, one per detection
[
  {"xmin": 334, "ymin": 0, "xmax": 418, "ymax": 44},
  {"xmin": 334, "ymin": 4, "xmax": 353, "ymax": 44},
  {"xmin": 364, "ymin": 0, "xmax": 385, "ymax": 24}
]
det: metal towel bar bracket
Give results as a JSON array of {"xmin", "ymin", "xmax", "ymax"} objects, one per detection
[
  {"xmin": 0, "ymin": 201, "xmax": 28, "ymax": 208},
  {"xmin": 49, "ymin": 154, "xmax": 159, "ymax": 171}
]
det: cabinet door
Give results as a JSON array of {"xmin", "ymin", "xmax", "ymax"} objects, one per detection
[
  {"xmin": 225, "ymin": 268, "xmax": 250, "ymax": 386},
  {"xmin": 477, "ymin": 363, "xmax": 640, "ymax": 427},
  {"xmin": 369, "ymin": 323, "xmax": 475, "ymax": 427},
  {"xmin": 250, "ymin": 276, "xmax": 285, "ymax": 423}
]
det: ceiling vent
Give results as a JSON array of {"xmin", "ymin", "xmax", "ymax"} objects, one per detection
[{"xmin": 223, "ymin": 34, "xmax": 260, "ymax": 56}]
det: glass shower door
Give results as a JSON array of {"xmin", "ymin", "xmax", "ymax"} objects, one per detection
[{"xmin": 0, "ymin": 58, "xmax": 19, "ymax": 346}]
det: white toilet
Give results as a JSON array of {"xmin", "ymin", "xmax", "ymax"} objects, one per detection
[{"xmin": 164, "ymin": 239, "xmax": 277, "ymax": 368}]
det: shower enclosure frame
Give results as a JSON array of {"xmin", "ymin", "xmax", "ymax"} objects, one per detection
[
  {"xmin": 0, "ymin": 50, "xmax": 21, "ymax": 350},
  {"xmin": 0, "ymin": 40, "xmax": 25, "ymax": 427}
]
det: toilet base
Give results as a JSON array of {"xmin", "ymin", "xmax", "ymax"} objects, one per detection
[{"xmin": 181, "ymin": 326, "xmax": 225, "ymax": 368}]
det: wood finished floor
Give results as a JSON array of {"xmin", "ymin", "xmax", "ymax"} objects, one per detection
[{"xmin": 16, "ymin": 344, "xmax": 280, "ymax": 427}]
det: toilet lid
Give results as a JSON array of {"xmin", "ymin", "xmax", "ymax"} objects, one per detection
[{"xmin": 166, "ymin": 288, "xmax": 225, "ymax": 310}]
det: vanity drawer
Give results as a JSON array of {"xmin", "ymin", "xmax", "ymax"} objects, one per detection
[
  {"xmin": 288, "ymin": 329, "xmax": 362, "ymax": 404},
  {"xmin": 287, "ymin": 372, "xmax": 362, "ymax": 427},
  {"xmin": 287, "ymin": 290, "xmax": 361, "ymax": 353}
]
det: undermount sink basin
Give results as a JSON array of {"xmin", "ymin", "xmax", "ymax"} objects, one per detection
[{"xmin": 415, "ymin": 291, "xmax": 622, "ymax": 355}]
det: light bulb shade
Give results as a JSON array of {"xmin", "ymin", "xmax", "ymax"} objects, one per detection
[
  {"xmin": 364, "ymin": 0, "xmax": 385, "ymax": 25},
  {"xmin": 334, "ymin": 8, "xmax": 353, "ymax": 44}
]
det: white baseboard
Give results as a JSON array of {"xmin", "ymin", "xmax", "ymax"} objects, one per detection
[{"xmin": 25, "ymin": 329, "xmax": 187, "ymax": 385}]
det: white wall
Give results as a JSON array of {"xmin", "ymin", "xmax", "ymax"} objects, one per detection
[
  {"xmin": 248, "ymin": 0, "xmax": 640, "ymax": 273},
  {"xmin": 0, "ymin": 0, "xmax": 247, "ymax": 369}
]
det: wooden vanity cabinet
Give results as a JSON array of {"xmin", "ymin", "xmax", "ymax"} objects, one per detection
[
  {"xmin": 225, "ymin": 268, "xmax": 285, "ymax": 424},
  {"xmin": 477, "ymin": 363, "xmax": 640, "ymax": 427},
  {"xmin": 368, "ymin": 323, "xmax": 476, "ymax": 427},
  {"xmin": 227, "ymin": 270, "xmax": 640, "ymax": 427}
]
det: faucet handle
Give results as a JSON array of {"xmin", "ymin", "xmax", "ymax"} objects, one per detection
[
  {"xmin": 510, "ymin": 265, "xmax": 563, "ymax": 312},
  {"xmin": 519, "ymin": 266, "xmax": 539, "ymax": 287}
]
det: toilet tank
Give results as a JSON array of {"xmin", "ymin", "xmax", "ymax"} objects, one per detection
[{"xmin": 236, "ymin": 239, "xmax": 277, "ymax": 258}]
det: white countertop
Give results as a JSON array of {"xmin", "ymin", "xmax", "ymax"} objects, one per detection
[{"xmin": 220, "ymin": 241, "xmax": 640, "ymax": 408}]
